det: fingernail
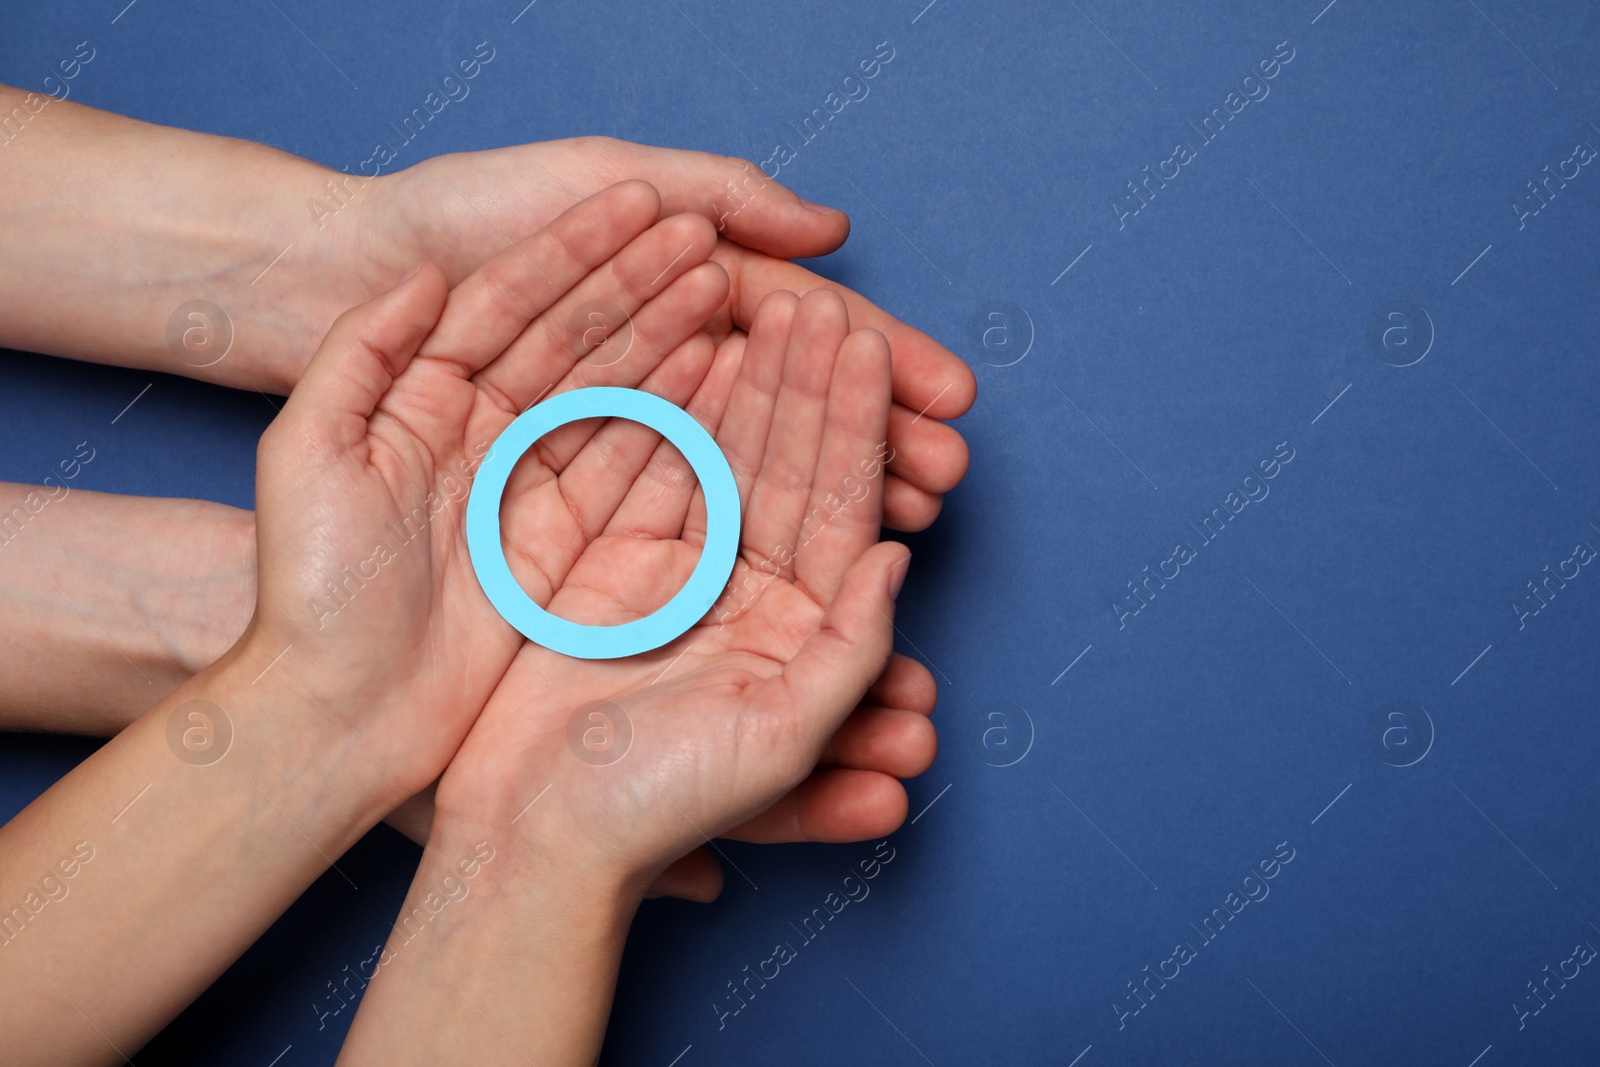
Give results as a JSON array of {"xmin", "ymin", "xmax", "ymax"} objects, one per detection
[
  {"xmin": 800, "ymin": 198, "xmax": 837, "ymax": 215},
  {"xmin": 399, "ymin": 262, "xmax": 424, "ymax": 283},
  {"xmin": 888, "ymin": 552, "xmax": 912, "ymax": 601}
]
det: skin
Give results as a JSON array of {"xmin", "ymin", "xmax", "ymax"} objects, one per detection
[
  {"xmin": 339, "ymin": 288, "xmax": 911, "ymax": 1066},
  {"xmin": 0, "ymin": 478, "xmax": 937, "ymax": 902},
  {"xmin": 0, "ymin": 90, "xmax": 961, "ymax": 900},
  {"xmin": 0, "ymin": 22, "xmax": 980, "ymax": 1058},
  {"xmin": 0, "ymin": 85, "xmax": 973, "ymax": 532},
  {"xmin": 0, "ymin": 187, "xmax": 941, "ymax": 902},
  {"xmin": 0, "ymin": 484, "xmax": 256, "ymax": 735},
  {"xmin": 0, "ymin": 183, "xmax": 768, "ymax": 1063},
  {"xmin": 0, "ymin": 187, "xmax": 939, "ymax": 1067}
]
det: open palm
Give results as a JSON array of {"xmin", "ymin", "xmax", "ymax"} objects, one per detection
[
  {"xmin": 434, "ymin": 289, "xmax": 917, "ymax": 887},
  {"xmin": 249, "ymin": 182, "xmax": 732, "ymax": 806}
]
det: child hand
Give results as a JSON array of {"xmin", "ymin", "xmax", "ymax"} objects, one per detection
[
  {"xmin": 244, "ymin": 180, "xmax": 732, "ymax": 811},
  {"xmin": 431, "ymin": 287, "xmax": 921, "ymax": 894}
]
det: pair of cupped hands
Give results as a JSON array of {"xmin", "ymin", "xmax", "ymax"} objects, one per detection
[
  {"xmin": 0, "ymin": 115, "xmax": 979, "ymax": 1064},
  {"xmin": 232, "ymin": 175, "xmax": 962, "ymax": 906}
]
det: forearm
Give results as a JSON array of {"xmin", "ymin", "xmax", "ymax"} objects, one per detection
[
  {"xmin": 0, "ymin": 652, "xmax": 397, "ymax": 1066},
  {"xmin": 0, "ymin": 84, "xmax": 364, "ymax": 392},
  {"xmin": 338, "ymin": 817, "xmax": 639, "ymax": 1066},
  {"xmin": 0, "ymin": 483, "xmax": 255, "ymax": 733}
]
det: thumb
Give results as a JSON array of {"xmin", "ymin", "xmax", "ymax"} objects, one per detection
[
  {"xmin": 644, "ymin": 846, "xmax": 725, "ymax": 903},
  {"xmin": 634, "ymin": 146, "xmax": 850, "ymax": 260},
  {"xmin": 783, "ymin": 542, "xmax": 912, "ymax": 744},
  {"xmin": 279, "ymin": 262, "xmax": 448, "ymax": 452}
]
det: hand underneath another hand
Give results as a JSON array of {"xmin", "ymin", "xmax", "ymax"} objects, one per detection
[{"xmin": 334, "ymin": 139, "xmax": 974, "ymax": 531}]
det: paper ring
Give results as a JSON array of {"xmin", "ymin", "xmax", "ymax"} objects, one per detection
[{"xmin": 466, "ymin": 387, "xmax": 740, "ymax": 660}]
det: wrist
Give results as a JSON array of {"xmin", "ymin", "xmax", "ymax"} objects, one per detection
[
  {"xmin": 336, "ymin": 817, "xmax": 638, "ymax": 1067},
  {"xmin": 0, "ymin": 486, "xmax": 255, "ymax": 733},
  {"xmin": 135, "ymin": 497, "xmax": 258, "ymax": 678},
  {"xmin": 431, "ymin": 774, "xmax": 653, "ymax": 908},
  {"xmin": 160, "ymin": 145, "xmax": 384, "ymax": 394},
  {"xmin": 236, "ymin": 160, "xmax": 410, "ymax": 392},
  {"xmin": 0, "ymin": 91, "xmax": 403, "ymax": 392},
  {"xmin": 181, "ymin": 648, "xmax": 404, "ymax": 842},
  {"xmin": 432, "ymin": 816, "xmax": 643, "ymax": 920}
]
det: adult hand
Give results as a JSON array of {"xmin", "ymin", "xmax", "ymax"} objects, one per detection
[
  {"xmin": 368, "ymin": 139, "xmax": 973, "ymax": 530},
  {"xmin": 2, "ymin": 97, "xmax": 972, "ymax": 529}
]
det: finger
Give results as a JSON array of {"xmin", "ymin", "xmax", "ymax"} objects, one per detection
[
  {"xmin": 471, "ymin": 211, "xmax": 720, "ymax": 414},
  {"xmin": 550, "ymin": 332, "xmax": 718, "ymax": 542},
  {"xmin": 793, "ymin": 326, "xmax": 892, "ymax": 604},
  {"xmin": 529, "ymin": 259, "xmax": 730, "ymax": 470},
  {"xmin": 713, "ymin": 239, "xmax": 975, "ymax": 420},
  {"xmin": 722, "ymin": 769, "xmax": 907, "ymax": 844},
  {"xmin": 712, "ymin": 240, "xmax": 971, "ymax": 533},
  {"xmin": 711, "ymin": 292, "xmax": 795, "ymax": 510},
  {"xmin": 280, "ymin": 264, "xmax": 448, "ymax": 453},
  {"xmin": 382, "ymin": 787, "xmax": 437, "ymax": 846},
  {"xmin": 419, "ymin": 180, "xmax": 660, "ymax": 377},
  {"xmin": 820, "ymin": 706, "xmax": 938, "ymax": 779},
  {"xmin": 882, "ymin": 475, "xmax": 943, "ymax": 533},
  {"xmin": 781, "ymin": 541, "xmax": 910, "ymax": 743},
  {"xmin": 497, "ymin": 331, "xmax": 715, "ymax": 597},
  {"xmin": 576, "ymin": 139, "xmax": 850, "ymax": 260},
  {"xmin": 866, "ymin": 653, "xmax": 937, "ymax": 715},
  {"xmin": 494, "ymin": 262, "xmax": 727, "ymax": 534},
  {"xmin": 606, "ymin": 331, "xmax": 745, "ymax": 542},
  {"xmin": 886, "ymin": 404, "xmax": 971, "ymax": 496},
  {"xmin": 643, "ymin": 845, "xmax": 724, "ymax": 902},
  {"xmin": 742, "ymin": 289, "xmax": 848, "ymax": 580}
]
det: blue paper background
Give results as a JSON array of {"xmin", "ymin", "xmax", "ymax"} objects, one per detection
[{"xmin": 4, "ymin": 1, "xmax": 1600, "ymax": 1063}]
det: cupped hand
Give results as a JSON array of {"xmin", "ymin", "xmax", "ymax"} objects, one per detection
[
  {"xmin": 357, "ymin": 138, "xmax": 974, "ymax": 531},
  {"xmin": 432, "ymin": 288, "xmax": 927, "ymax": 894},
  {"xmin": 245, "ymin": 181, "xmax": 735, "ymax": 806}
]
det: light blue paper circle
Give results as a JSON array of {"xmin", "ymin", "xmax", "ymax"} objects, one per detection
[{"xmin": 466, "ymin": 387, "xmax": 741, "ymax": 660}]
